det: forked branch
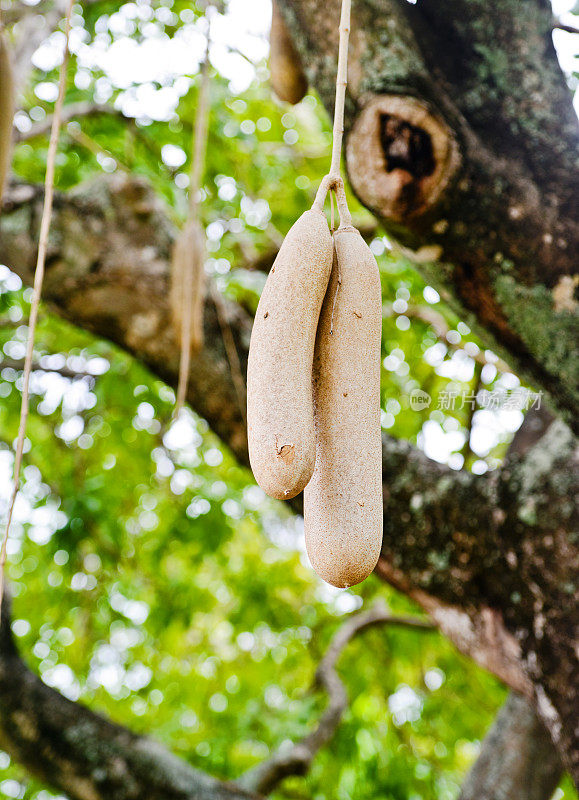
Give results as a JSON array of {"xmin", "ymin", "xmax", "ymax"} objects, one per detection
[{"xmin": 238, "ymin": 603, "xmax": 434, "ymax": 794}]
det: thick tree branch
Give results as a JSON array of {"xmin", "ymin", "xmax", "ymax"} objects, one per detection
[
  {"xmin": 458, "ymin": 692, "xmax": 562, "ymax": 800},
  {"xmin": 238, "ymin": 604, "xmax": 434, "ymax": 794},
  {"xmin": 0, "ymin": 176, "xmax": 576, "ymax": 777},
  {"xmin": 1, "ymin": 177, "xmax": 253, "ymax": 466},
  {"xmin": 377, "ymin": 405, "xmax": 578, "ymax": 778},
  {"xmin": 0, "ymin": 594, "xmax": 259, "ymax": 800},
  {"xmin": 281, "ymin": 0, "xmax": 579, "ymax": 432}
]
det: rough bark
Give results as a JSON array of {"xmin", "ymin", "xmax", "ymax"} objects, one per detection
[
  {"xmin": 380, "ymin": 404, "xmax": 577, "ymax": 778},
  {"xmin": 377, "ymin": 416, "xmax": 578, "ymax": 777},
  {"xmin": 457, "ymin": 692, "xmax": 562, "ymax": 800},
  {"xmin": 279, "ymin": 0, "xmax": 579, "ymax": 432},
  {"xmin": 1, "ymin": 177, "xmax": 252, "ymax": 466},
  {"xmin": 0, "ymin": 176, "xmax": 576, "ymax": 779}
]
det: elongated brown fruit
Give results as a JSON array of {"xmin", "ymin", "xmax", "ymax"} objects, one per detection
[
  {"xmin": 170, "ymin": 218, "xmax": 206, "ymax": 353},
  {"xmin": 304, "ymin": 226, "xmax": 383, "ymax": 587},
  {"xmin": 269, "ymin": 0, "xmax": 308, "ymax": 105},
  {"xmin": 247, "ymin": 207, "xmax": 333, "ymax": 500},
  {"xmin": 0, "ymin": 30, "xmax": 14, "ymax": 204}
]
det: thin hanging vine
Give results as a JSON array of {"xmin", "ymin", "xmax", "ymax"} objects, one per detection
[{"xmin": 0, "ymin": 0, "xmax": 75, "ymax": 614}]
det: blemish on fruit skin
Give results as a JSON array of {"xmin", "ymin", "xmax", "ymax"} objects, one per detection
[
  {"xmin": 275, "ymin": 436, "xmax": 295, "ymax": 463},
  {"xmin": 343, "ymin": 391, "xmax": 348, "ymax": 397},
  {"xmin": 278, "ymin": 444, "xmax": 295, "ymax": 462},
  {"xmin": 264, "ymin": 311, "xmax": 269, "ymax": 319},
  {"xmin": 353, "ymin": 310, "xmax": 362, "ymax": 318}
]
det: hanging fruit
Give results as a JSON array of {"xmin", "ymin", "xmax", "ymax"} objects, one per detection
[
  {"xmin": 171, "ymin": 18, "xmax": 211, "ymax": 416},
  {"xmin": 248, "ymin": 0, "xmax": 383, "ymax": 586},
  {"xmin": 304, "ymin": 182, "xmax": 383, "ymax": 587},
  {"xmin": 269, "ymin": 0, "xmax": 308, "ymax": 104},
  {"xmin": 247, "ymin": 196, "xmax": 333, "ymax": 500}
]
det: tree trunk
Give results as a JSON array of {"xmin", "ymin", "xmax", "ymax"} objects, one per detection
[
  {"xmin": 280, "ymin": 0, "xmax": 579, "ymax": 431},
  {"xmin": 458, "ymin": 692, "xmax": 562, "ymax": 800}
]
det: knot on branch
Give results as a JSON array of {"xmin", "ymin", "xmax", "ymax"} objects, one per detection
[{"xmin": 346, "ymin": 95, "xmax": 460, "ymax": 222}]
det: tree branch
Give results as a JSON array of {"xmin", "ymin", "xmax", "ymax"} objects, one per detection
[
  {"xmin": 458, "ymin": 692, "xmax": 562, "ymax": 800},
  {"xmin": 0, "ymin": 593, "xmax": 260, "ymax": 800},
  {"xmin": 0, "ymin": 317, "xmax": 29, "ymax": 329},
  {"xmin": 238, "ymin": 604, "xmax": 434, "ymax": 794},
  {"xmin": 553, "ymin": 22, "xmax": 579, "ymax": 35},
  {"xmin": 376, "ymin": 405, "xmax": 578, "ymax": 778},
  {"xmin": 460, "ymin": 361, "xmax": 482, "ymax": 463}
]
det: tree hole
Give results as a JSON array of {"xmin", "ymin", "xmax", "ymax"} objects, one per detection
[{"xmin": 379, "ymin": 114, "xmax": 435, "ymax": 179}]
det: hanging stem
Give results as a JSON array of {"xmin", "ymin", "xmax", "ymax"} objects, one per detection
[
  {"xmin": 329, "ymin": 0, "xmax": 351, "ymax": 180},
  {"xmin": 188, "ymin": 20, "xmax": 211, "ymax": 219},
  {"xmin": 0, "ymin": 0, "xmax": 74, "ymax": 614},
  {"xmin": 311, "ymin": 0, "xmax": 352, "ymax": 222},
  {"xmin": 175, "ymin": 16, "xmax": 212, "ymax": 416},
  {"xmin": 333, "ymin": 179, "xmax": 352, "ymax": 227},
  {"xmin": 330, "ymin": 190, "xmax": 335, "ymax": 233}
]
